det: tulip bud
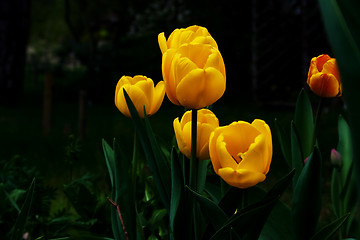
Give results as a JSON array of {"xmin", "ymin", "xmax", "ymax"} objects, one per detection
[
  {"xmin": 114, "ymin": 75, "xmax": 165, "ymax": 118},
  {"xmin": 173, "ymin": 109, "xmax": 219, "ymax": 160},
  {"xmin": 330, "ymin": 148, "xmax": 342, "ymax": 169},
  {"xmin": 307, "ymin": 54, "xmax": 342, "ymax": 98}
]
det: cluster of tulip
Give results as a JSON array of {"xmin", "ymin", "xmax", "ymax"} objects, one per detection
[
  {"xmin": 114, "ymin": 25, "xmax": 272, "ymax": 190},
  {"xmin": 106, "ymin": 25, "xmax": 357, "ymax": 240}
]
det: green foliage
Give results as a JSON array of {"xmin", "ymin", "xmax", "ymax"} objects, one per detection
[
  {"xmin": 318, "ymin": 0, "xmax": 360, "ymax": 201},
  {"xmin": 291, "ymin": 147, "xmax": 322, "ymax": 240}
]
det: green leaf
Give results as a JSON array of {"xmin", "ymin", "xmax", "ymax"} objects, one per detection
[
  {"xmin": 337, "ymin": 115, "xmax": 353, "ymax": 192},
  {"xmin": 259, "ymin": 201, "xmax": 292, "ymax": 240},
  {"xmin": 310, "ymin": 213, "xmax": 350, "ymax": 240},
  {"xmin": 291, "ymin": 121, "xmax": 304, "ymax": 185},
  {"xmin": 274, "ymin": 118, "xmax": 291, "ymax": 167},
  {"xmin": 169, "ymin": 148, "xmax": 185, "ymax": 238},
  {"xmin": 103, "ymin": 138, "xmax": 138, "ymax": 240},
  {"xmin": 123, "ymin": 89, "xmax": 171, "ymax": 212},
  {"xmin": 291, "ymin": 147, "xmax": 322, "ymax": 240},
  {"xmin": 265, "ymin": 168, "xmax": 295, "ymax": 200},
  {"xmin": 294, "ymin": 89, "xmax": 315, "ymax": 158},
  {"xmin": 113, "ymin": 139, "xmax": 138, "ymax": 240},
  {"xmin": 11, "ymin": 178, "xmax": 35, "ymax": 240},
  {"xmin": 186, "ymin": 186, "xmax": 228, "ymax": 230},
  {"xmin": 197, "ymin": 159, "xmax": 209, "ymax": 193},
  {"xmin": 143, "ymin": 112, "xmax": 172, "ymax": 199},
  {"xmin": 102, "ymin": 139, "xmax": 122, "ymax": 240},
  {"xmin": 210, "ymin": 195, "xmax": 279, "ymax": 240},
  {"xmin": 331, "ymin": 168, "xmax": 341, "ymax": 218},
  {"xmin": 335, "ymin": 116, "xmax": 359, "ymax": 236},
  {"xmin": 318, "ymin": 0, "xmax": 360, "ymax": 200}
]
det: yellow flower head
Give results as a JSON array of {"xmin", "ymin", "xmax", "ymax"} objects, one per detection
[
  {"xmin": 114, "ymin": 75, "xmax": 165, "ymax": 118},
  {"xmin": 159, "ymin": 25, "xmax": 225, "ymax": 109},
  {"xmin": 209, "ymin": 119, "xmax": 272, "ymax": 189},
  {"xmin": 161, "ymin": 43, "xmax": 226, "ymax": 109},
  {"xmin": 307, "ymin": 54, "xmax": 342, "ymax": 97},
  {"xmin": 158, "ymin": 25, "xmax": 218, "ymax": 54},
  {"xmin": 174, "ymin": 109, "xmax": 219, "ymax": 160}
]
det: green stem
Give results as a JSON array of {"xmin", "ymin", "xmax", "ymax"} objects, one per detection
[
  {"xmin": 189, "ymin": 109, "xmax": 199, "ymax": 239},
  {"xmin": 132, "ymin": 131, "xmax": 138, "ymax": 192},
  {"xmin": 189, "ymin": 109, "xmax": 198, "ymax": 191},
  {"xmin": 311, "ymin": 97, "xmax": 323, "ymax": 152}
]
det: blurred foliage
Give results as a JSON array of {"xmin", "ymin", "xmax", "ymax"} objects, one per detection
[{"xmin": 0, "ymin": 143, "xmax": 113, "ymax": 238}]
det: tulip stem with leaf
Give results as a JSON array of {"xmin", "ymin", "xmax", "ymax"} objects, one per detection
[
  {"xmin": 311, "ymin": 97, "xmax": 323, "ymax": 152},
  {"xmin": 189, "ymin": 109, "xmax": 199, "ymax": 192}
]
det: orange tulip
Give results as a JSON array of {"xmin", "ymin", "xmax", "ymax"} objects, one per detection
[{"xmin": 307, "ymin": 54, "xmax": 342, "ymax": 97}]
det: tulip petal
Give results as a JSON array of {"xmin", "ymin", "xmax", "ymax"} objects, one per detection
[
  {"xmin": 162, "ymin": 50, "xmax": 181, "ymax": 105},
  {"xmin": 251, "ymin": 119, "xmax": 273, "ymax": 173},
  {"xmin": 238, "ymin": 134, "xmax": 268, "ymax": 173},
  {"xmin": 209, "ymin": 130, "xmax": 220, "ymax": 172},
  {"xmin": 216, "ymin": 134, "xmax": 239, "ymax": 171},
  {"xmin": 150, "ymin": 81, "xmax": 165, "ymax": 115},
  {"xmin": 176, "ymin": 67, "xmax": 225, "ymax": 109},
  {"xmin": 218, "ymin": 167, "xmax": 266, "ymax": 189},
  {"xmin": 204, "ymin": 49, "xmax": 225, "ymax": 77},
  {"xmin": 309, "ymin": 73, "xmax": 340, "ymax": 97},
  {"xmin": 128, "ymin": 85, "xmax": 150, "ymax": 118},
  {"xmin": 115, "ymin": 86, "xmax": 131, "ymax": 118},
  {"xmin": 176, "ymin": 57, "xmax": 198, "ymax": 81},
  {"xmin": 176, "ymin": 68, "xmax": 205, "ymax": 109},
  {"xmin": 315, "ymin": 54, "xmax": 331, "ymax": 71},
  {"xmin": 322, "ymin": 59, "xmax": 341, "ymax": 84},
  {"xmin": 174, "ymin": 117, "xmax": 191, "ymax": 159},
  {"xmin": 197, "ymin": 123, "xmax": 217, "ymax": 160},
  {"xmin": 202, "ymin": 67, "xmax": 226, "ymax": 106},
  {"xmin": 221, "ymin": 121, "xmax": 260, "ymax": 158},
  {"xmin": 182, "ymin": 121, "xmax": 192, "ymax": 157},
  {"xmin": 135, "ymin": 78, "xmax": 153, "ymax": 104},
  {"xmin": 158, "ymin": 32, "xmax": 168, "ymax": 54}
]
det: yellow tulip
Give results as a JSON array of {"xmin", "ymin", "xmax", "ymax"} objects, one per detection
[
  {"xmin": 307, "ymin": 54, "xmax": 342, "ymax": 97},
  {"xmin": 209, "ymin": 119, "xmax": 272, "ymax": 189},
  {"xmin": 114, "ymin": 75, "xmax": 165, "ymax": 118},
  {"xmin": 158, "ymin": 25, "xmax": 218, "ymax": 54},
  {"xmin": 161, "ymin": 43, "xmax": 226, "ymax": 109},
  {"xmin": 173, "ymin": 109, "xmax": 219, "ymax": 160}
]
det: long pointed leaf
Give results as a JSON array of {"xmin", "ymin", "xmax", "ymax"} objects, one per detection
[
  {"xmin": 170, "ymin": 148, "xmax": 186, "ymax": 238},
  {"xmin": 291, "ymin": 147, "xmax": 322, "ymax": 240},
  {"xmin": 102, "ymin": 139, "xmax": 122, "ymax": 240},
  {"xmin": 11, "ymin": 178, "xmax": 35, "ymax": 240},
  {"xmin": 291, "ymin": 121, "xmax": 304, "ymax": 185},
  {"xmin": 310, "ymin": 213, "xmax": 350, "ymax": 240},
  {"xmin": 123, "ymin": 89, "xmax": 170, "ymax": 212},
  {"xmin": 187, "ymin": 186, "xmax": 228, "ymax": 230},
  {"xmin": 294, "ymin": 89, "xmax": 314, "ymax": 159},
  {"xmin": 210, "ymin": 195, "xmax": 279, "ymax": 240}
]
